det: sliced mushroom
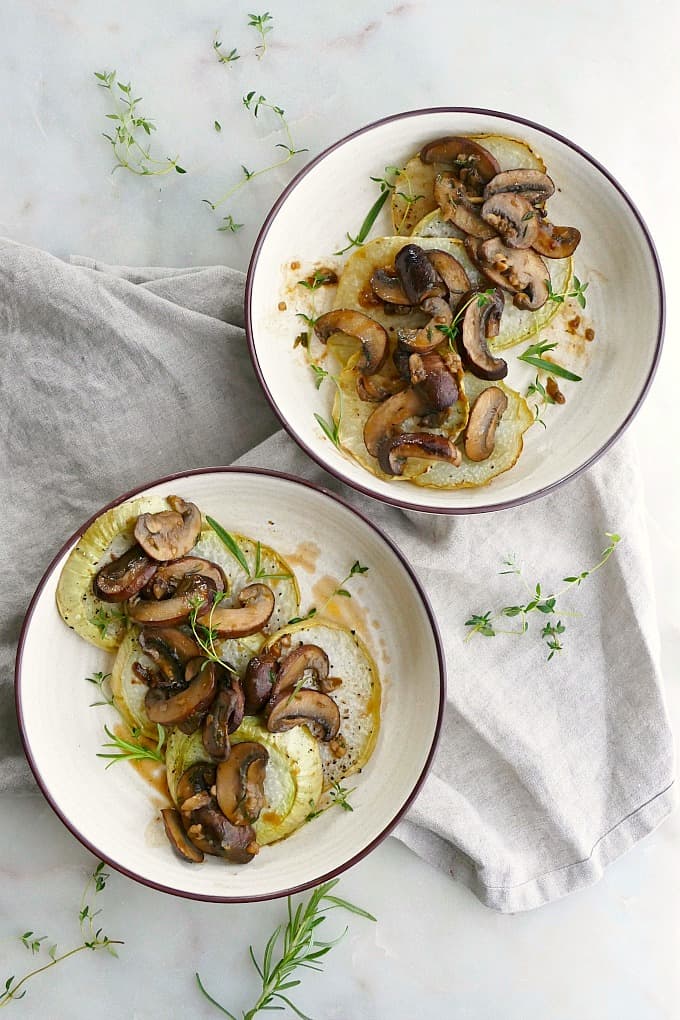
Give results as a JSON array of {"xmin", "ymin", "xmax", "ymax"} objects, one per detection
[
  {"xmin": 484, "ymin": 169, "xmax": 555, "ymax": 206},
  {"xmin": 356, "ymin": 372, "xmax": 407, "ymax": 403},
  {"xmin": 433, "ymin": 173, "xmax": 496, "ymax": 239},
  {"xmin": 161, "ymin": 807, "xmax": 204, "ymax": 863},
  {"xmin": 142, "ymin": 627, "xmax": 202, "ymax": 663},
  {"xmin": 138, "ymin": 630, "xmax": 186, "ymax": 690},
  {"xmin": 198, "ymin": 583, "xmax": 275, "ymax": 637},
  {"xmin": 128, "ymin": 574, "xmax": 216, "ymax": 626},
  {"xmin": 408, "ymin": 352, "xmax": 459, "ymax": 410},
  {"xmin": 481, "ymin": 192, "xmax": 538, "ymax": 249},
  {"xmin": 243, "ymin": 651, "xmax": 280, "ymax": 714},
  {"xmin": 397, "ymin": 296, "xmax": 453, "ymax": 355},
  {"xmin": 134, "ymin": 496, "xmax": 202, "ymax": 562},
  {"xmin": 458, "ymin": 289, "xmax": 508, "ymax": 380},
  {"xmin": 177, "ymin": 763, "xmax": 217, "ymax": 817},
  {"xmin": 425, "ymin": 249, "xmax": 471, "ymax": 304},
  {"xmin": 145, "ymin": 660, "xmax": 217, "ymax": 725},
  {"xmin": 273, "ymin": 644, "xmax": 331, "ymax": 696},
  {"xmin": 265, "ymin": 688, "xmax": 340, "ymax": 742},
  {"xmin": 202, "ymin": 672, "xmax": 245, "ymax": 760},
  {"xmin": 378, "ymin": 432, "xmax": 462, "ymax": 476},
  {"xmin": 314, "ymin": 310, "xmax": 388, "ymax": 375},
  {"xmin": 363, "ymin": 387, "xmax": 428, "ymax": 457},
  {"xmin": 370, "ymin": 268, "xmax": 410, "ymax": 305},
  {"xmin": 420, "ymin": 136, "xmax": 501, "ymax": 193},
  {"xmin": 532, "ymin": 220, "xmax": 581, "ymax": 259},
  {"xmin": 187, "ymin": 806, "xmax": 258, "ymax": 863},
  {"xmin": 394, "ymin": 244, "xmax": 446, "ymax": 304},
  {"xmin": 147, "ymin": 557, "xmax": 226, "ymax": 601},
  {"xmin": 216, "ymin": 741, "xmax": 269, "ymax": 826},
  {"xmin": 93, "ymin": 544, "xmax": 157, "ymax": 603},
  {"xmin": 475, "ymin": 238, "xmax": 550, "ymax": 310},
  {"xmin": 464, "ymin": 387, "xmax": 508, "ymax": 462}
]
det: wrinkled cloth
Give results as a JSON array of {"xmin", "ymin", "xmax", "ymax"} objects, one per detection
[{"xmin": 0, "ymin": 238, "xmax": 674, "ymax": 912}]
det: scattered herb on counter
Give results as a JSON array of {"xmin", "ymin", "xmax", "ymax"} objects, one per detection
[
  {"xmin": 464, "ymin": 533, "xmax": 621, "ymax": 660},
  {"xmin": 94, "ymin": 71, "xmax": 186, "ymax": 176},
  {"xmin": 203, "ymin": 92, "xmax": 307, "ymax": 232},
  {"xmin": 214, "ymin": 120, "xmax": 222, "ymax": 132},
  {"xmin": 248, "ymin": 11, "xmax": 274, "ymax": 59},
  {"xmin": 213, "ymin": 38, "xmax": 240, "ymax": 65},
  {"xmin": 195, "ymin": 878, "xmax": 375, "ymax": 1019},
  {"xmin": 0, "ymin": 863, "xmax": 122, "ymax": 1008}
]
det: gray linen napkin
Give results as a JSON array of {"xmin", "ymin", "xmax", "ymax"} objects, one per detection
[{"xmin": 1, "ymin": 238, "xmax": 674, "ymax": 912}]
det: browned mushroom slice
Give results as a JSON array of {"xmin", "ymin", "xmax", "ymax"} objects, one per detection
[
  {"xmin": 177, "ymin": 762, "xmax": 217, "ymax": 818},
  {"xmin": 378, "ymin": 433, "xmax": 462, "ymax": 476},
  {"xmin": 314, "ymin": 310, "xmax": 388, "ymax": 375},
  {"xmin": 425, "ymin": 249, "xmax": 471, "ymax": 304},
  {"xmin": 93, "ymin": 544, "xmax": 157, "ymax": 603},
  {"xmin": 434, "ymin": 173, "xmax": 496, "ymax": 239},
  {"xmin": 532, "ymin": 220, "xmax": 581, "ymax": 259},
  {"xmin": 134, "ymin": 496, "xmax": 202, "ymax": 562},
  {"xmin": 187, "ymin": 806, "xmax": 258, "ymax": 863},
  {"xmin": 198, "ymin": 583, "xmax": 275, "ymax": 637},
  {"xmin": 408, "ymin": 352, "xmax": 459, "ymax": 411},
  {"xmin": 243, "ymin": 651, "xmax": 280, "ymax": 714},
  {"xmin": 147, "ymin": 557, "xmax": 227, "ymax": 601},
  {"xmin": 142, "ymin": 627, "xmax": 203, "ymax": 663},
  {"xmin": 265, "ymin": 689, "xmax": 340, "ymax": 742},
  {"xmin": 484, "ymin": 169, "xmax": 555, "ymax": 206},
  {"xmin": 273, "ymin": 644, "xmax": 331, "ymax": 696},
  {"xmin": 475, "ymin": 238, "xmax": 550, "ymax": 310},
  {"xmin": 369, "ymin": 268, "xmax": 410, "ymax": 305},
  {"xmin": 464, "ymin": 387, "xmax": 508, "ymax": 462},
  {"xmin": 397, "ymin": 296, "xmax": 453, "ymax": 355},
  {"xmin": 145, "ymin": 661, "xmax": 218, "ymax": 725},
  {"xmin": 128, "ymin": 574, "xmax": 216, "ymax": 626},
  {"xmin": 481, "ymin": 193, "xmax": 538, "ymax": 250},
  {"xmin": 458, "ymin": 289, "xmax": 508, "ymax": 381},
  {"xmin": 394, "ymin": 244, "xmax": 447, "ymax": 304},
  {"xmin": 363, "ymin": 387, "xmax": 429, "ymax": 457},
  {"xmin": 216, "ymin": 741, "xmax": 269, "ymax": 826},
  {"xmin": 356, "ymin": 372, "xmax": 407, "ymax": 403},
  {"xmin": 138, "ymin": 630, "xmax": 186, "ymax": 690},
  {"xmin": 202, "ymin": 672, "xmax": 245, "ymax": 760},
  {"xmin": 419, "ymin": 136, "xmax": 501, "ymax": 193},
  {"xmin": 161, "ymin": 807, "xmax": 204, "ymax": 863}
]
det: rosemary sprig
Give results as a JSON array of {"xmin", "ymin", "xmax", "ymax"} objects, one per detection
[
  {"xmin": 195, "ymin": 878, "xmax": 375, "ymax": 1020},
  {"xmin": 248, "ymin": 12, "xmax": 273, "ymax": 59},
  {"xmin": 0, "ymin": 863, "xmax": 122, "ymax": 1008},
  {"xmin": 206, "ymin": 517, "xmax": 290, "ymax": 581},
  {"xmin": 436, "ymin": 288, "xmax": 495, "ymax": 350},
  {"xmin": 203, "ymin": 93, "xmax": 307, "ymax": 231},
  {"xmin": 334, "ymin": 166, "xmax": 400, "ymax": 257},
  {"xmin": 518, "ymin": 340, "xmax": 582, "ymax": 382},
  {"xmin": 464, "ymin": 533, "xmax": 621, "ymax": 660},
  {"xmin": 94, "ymin": 71, "xmax": 185, "ymax": 176},
  {"xmin": 96, "ymin": 723, "xmax": 166, "ymax": 768},
  {"xmin": 252, "ymin": 541, "xmax": 293, "ymax": 581},
  {"xmin": 289, "ymin": 561, "xmax": 368, "ymax": 625}
]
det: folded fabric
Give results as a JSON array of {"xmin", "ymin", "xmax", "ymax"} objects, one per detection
[{"xmin": 0, "ymin": 238, "xmax": 674, "ymax": 912}]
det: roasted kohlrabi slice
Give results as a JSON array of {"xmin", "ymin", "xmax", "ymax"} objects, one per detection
[{"xmin": 56, "ymin": 496, "xmax": 170, "ymax": 650}]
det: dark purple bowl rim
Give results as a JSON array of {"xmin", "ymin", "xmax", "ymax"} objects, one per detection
[
  {"xmin": 245, "ymin": 105, "xmax": 665, "ymax": 516},
  {"xmin": 14, "ymin": 465, "xmax": 446, "ymax": 903}
]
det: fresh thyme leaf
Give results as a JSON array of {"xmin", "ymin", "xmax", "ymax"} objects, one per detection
[
  {"xmin": 310, "ymin": 363, "xmax": 328, "ymax": 389},
  {"xmin": 217, "ymin": 215, "xmax": 244, "ymax": 233},
  {"xmin": 90, "ymin": 606, "xmax": 127, "ymax": 639},
  {"xmin": 195, "ymin": 879, "xmax": 374, "ymax": 1019},
  {"xmin": 297, "ymin": 312, "xmax": 318, "ymax": 328},
  {"xmin": 298, "ymin": 270, "xmax": 336, "ymax": 291},
  {"xmin": 206, "ymin": 516, "xmax": 251, "ymax": 574},
  {"xmin": 329, "ymin": 781, "xmax": 355, "ymax": 811},
  {"xmin": 546, "ymin": 278, "xmax": 565, "ymax": 304},
  {"xmin": 248, "ymin": 11, "xmax": 273, "ymax": 59},
  {"xmin": 569, "ymin": 275, "xmax": 589, "ymax": 308},
  {"xmin": 214, "ymin": 120, "xmax": 222, "ymax": 132},
  {"xmin": 288, "ymin": 608, "xmax": 317, "ymax": 625},
  {"xmin": 436, "ymin": 289, "xmax": 495, "ymax": 351},
  {"xmin": 213, "ymin": 38, "xmax": 240, "ymax": 65},
  {"xmin": 94, "ymin": 71, "xmax": 185, "ymax": 177},
  {"xmin": 464, "ymin": 612, "xmax": 496, "ymax": 638}
]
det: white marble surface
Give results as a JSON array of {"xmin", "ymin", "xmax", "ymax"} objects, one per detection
[{"xmin": 1, "ymin": 1, "xmax": 679, "ymax": 1017}]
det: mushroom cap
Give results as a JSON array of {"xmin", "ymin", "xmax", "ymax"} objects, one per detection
[
  {"xmin": 198, "ymin": 582, "xmax": 275, "ymax": 638},
  {"xmin": 93, "ymin": 544, "xmax": 157, "ymax": 603},
  {"xmin": 394, "ymin": 244, "xmax": 447, "ymax": 304},
  {"xmin": 145, "ymin": 660, "xmax": 218, "ymax": 726},
  {"xmin": 408, "ymin": 351, "xmax": 459, "ymax": 411},
  {"xmin": 138, "ymin": 630, "xmax": 186, "ymax": 690},
  {"xmin": 314, "ymin": 309, "xmax": 388, "ymax": 375},
  {"xmin": 215, "ymin": 741, "xmax": 269, "ymax": 826},
  {"xmin": 128, "ymin": 574, "xmax": 216, "ymax": 626},
  {"xmin": 369, "ymin": 268, "xmax": 411, "ymax": 305},
  {"xmin": 134, "ymin": 496, "xmax": 202, "ymax": 562},
  {"xmin": 464, "ymin": 386, "xmax": 509, "ymax": 462},
  {"xmin": 481, "ymin": 192, "xmax": 539, "ymax": 250},
  {"xmin": 161, "ymin": 807, "xmax": 204, "ymax": 863},
  {"xmin": 433, "ymin": 173, "xmax": 496, "ymax": 239},
  {"xmin": 187, "ymin": 806, "xmax": 258, "ymax": 863},
  {"xmin": 424, "ymin": 249, "xmax": 471, "ymax": 303},
  {"xmin": 420, "ymin": 136, "xmax": 501, "ymax": 193},
  {"xmin": 356, "ymin": 371, "xmax": 407, "ymax": 403},
  {"xmin": 458, "ymin": 289, "xmax": 508, "ymax": 381},
  {"xmin": 202, "ymin": 673, "xmax": 245, "ymax": 760},
  {"xmin": 141, "ymin": 626, "xmax": 203, "ymax": 663},
  {"xmin": 243, "ymin": 651, "xmax": 280, "ymax": 714},
  {"xmin": 397, "ymin": 296, "xmax": 453, "ymax": 355},
  {"xmin": 146, "ymin": 557, "xmax": 227, "ymax": 601},
  {"xmin": 476, "ymin": 238, "xmax": 550, "ymax": 310},
  {"xmin": 532, "ymin": 220, "xmax": 581, "ymax": 259},
  {"xmin": 265, "ymin": 688, "xmax": 341, "ymax": 742},
  {"xmin": 273, "ymin": 643, "xmax": 331, "ymax": 697},
  {"xmin": 363, "ymin": 387, "xmax": 428, "ymax": 457},
  {"xmin": 484, "ymin": 169, "xmax": 555, "ymax": 205},
  {"xmin": 378, "ymin": 432, "xmax": 462, "ymax": 476}
]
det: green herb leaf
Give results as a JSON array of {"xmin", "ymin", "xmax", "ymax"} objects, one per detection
[{"xmin": 206, "ymin": 516, "xmax": 251, "ymax": 574}]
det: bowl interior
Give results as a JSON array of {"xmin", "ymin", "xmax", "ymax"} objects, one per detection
[
  {"xmin": 247, "ymin": 109, "xmax": 662, "ymax": 513},
  {"xmin": 17, "ymin": 469, "xmax": 443, "ymax": 901}
]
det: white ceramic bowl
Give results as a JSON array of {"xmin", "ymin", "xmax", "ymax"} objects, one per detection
[
  {"xmin": 16, "ymin": 468, "xmax": 444, "ymax": 902},
  {"xmin": 246, "ymin": 108, "xmax": 664, "ymax": 514}
]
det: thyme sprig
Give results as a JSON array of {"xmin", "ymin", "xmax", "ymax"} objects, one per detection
[
  {"xmin": 86, "ymin": 671, "xmax": 114, "ymax": 708},
  {"xmin": 306, "ymin": 781, "xmax": 356, "ymax": 821},
  {"xmin": 436, "ymin": 288, "xmax": 495, "ymax": 351},
  {"xmin": 203, "ymin": 93, "xmax": 307, "ymax": 232},
  {"xmin": 1, "ymin": 864, "xmax": 122, "ymax": 1008},
  {"xmin": 91, "ymin": 606, "xmax": 128, "ymax": 640},
  {"xmin": 248, "ymin": 12, "xmax": 273, "ymax": 59},
  {"xmin": 94, "ymin": 71, "xmax": 186, "ymax": 176},
  {"xmin": 188, "ymin": 593, "xmax": 238, "ymax": 676},
  {"xmin": 546, "ymin": 275, "xmax": 589, "ymax": 309},
  {"xmin": 195, "ymin": 878, "xmax": 375, "ymax": 1020},
  {"xmin": 213, "ymin": 37, "xmax": 240, "ymax": 65},
  {"xmin": 289, "ymin": 561, "xmax": 368, "ymax": 625},
  {"xmin": 464, "ymin": 534, "xmax": 621, "ymax": 660},
  {"xmin": 96, "ymin": 723, "xmax": 166, "ymax": 768}
]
